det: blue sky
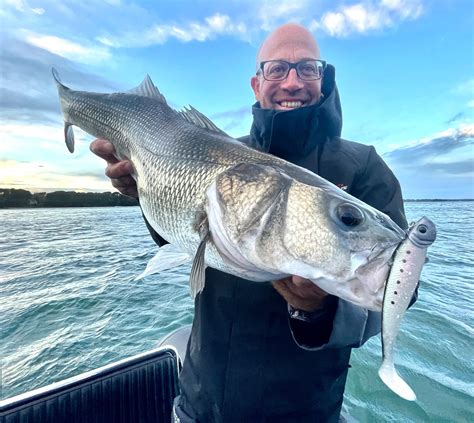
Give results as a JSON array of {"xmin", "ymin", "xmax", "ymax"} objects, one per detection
[{"xmin": 1, "ymin": 0, "xmax": 473, "ymax": 198}]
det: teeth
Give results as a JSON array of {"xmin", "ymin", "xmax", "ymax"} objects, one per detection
[{"xmin": 280, "ymin": 101, "xmax": 302, "ymax": 108}]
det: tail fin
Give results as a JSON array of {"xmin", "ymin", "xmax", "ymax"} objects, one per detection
[{"xmin": 378, "ymin": 361, "xmax": 416, "ymax": 401}]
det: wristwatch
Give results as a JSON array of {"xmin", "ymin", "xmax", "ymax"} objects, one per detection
[{"xmin": 288, "ymin": 304, "xmax": 327, "ymax": 323}]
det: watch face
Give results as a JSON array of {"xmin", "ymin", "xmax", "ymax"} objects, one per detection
[{"xmin": 289, "ymin": 305, "xmax": 327, "ymax": 323}]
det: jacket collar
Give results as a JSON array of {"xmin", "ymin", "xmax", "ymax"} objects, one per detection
[{"xmin": 248, "ymin": 64, "xmax": 342, "ymax": 160}]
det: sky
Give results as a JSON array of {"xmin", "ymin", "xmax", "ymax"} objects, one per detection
[{"xmin": 0, "ymin": 0, "xmax": 473, "ymax": 199}]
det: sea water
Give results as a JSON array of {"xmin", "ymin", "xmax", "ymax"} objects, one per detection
[{"xmin": 1, "ymin": 202, "xmax": 473, "ymax": 421}]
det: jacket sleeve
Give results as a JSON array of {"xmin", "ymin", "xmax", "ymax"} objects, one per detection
[{"xmin": 289, "ymin": 146, "xmax": 410, "ymax": 350}]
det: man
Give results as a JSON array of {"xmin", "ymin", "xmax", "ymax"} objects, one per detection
[{"xmin": 91, "ymin": 23, "xmax": 407, "ymax": 422}]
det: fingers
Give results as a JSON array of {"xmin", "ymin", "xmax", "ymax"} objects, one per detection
[
  {"xmin": 272, "ymin": 279, "xmax": 299, "ymax": 304},
  {"xmin": 112, "ymin": 178, "xmax": 138, "ymax": 198},
  {"xmin": 109, "ymin": 167, "xmax": 138, "ymax": 198},
  {"xmin": 90, "ymin": 139, "xmax": 138, "ymax": 198},
  {"xmin": 106, "ymin": 160, "xmax": 133, "ymax": 179},
  {"xmin": 111, "ymin": 174, "xmax": 135, "ymax": 190},
  {"xmin": 291, "ymin": 276, "xmax": 326, "ymax": 296},
  {"xmin": 90, "ymin": 138, "xmax": 120, "ymax": 164},
  {"xmin": 90, "ymin": 139, "xmax": 133, "ymax": 178},
  {"xmin": 272, "ymin": 277, "xmax": 328, "ymax": 311}
]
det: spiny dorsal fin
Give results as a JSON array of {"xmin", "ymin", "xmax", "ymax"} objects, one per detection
[
  {"xmin": 179, "ymin": 105, "xmax": 228, "ymax": 136},
  {"xmin": 127, "ymin": 75, "xmax": 167, "ymax": 103}
]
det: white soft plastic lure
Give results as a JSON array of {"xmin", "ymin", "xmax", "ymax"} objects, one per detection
[{"xmin": 379, "ymin": 216, "xmax": 437, "ymax": 401}]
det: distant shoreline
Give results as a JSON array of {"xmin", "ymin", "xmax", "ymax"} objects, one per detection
[
  {"xmin": 0, "ymin": 188, "xmax": 472, "ymax": 209},
  {"xmin": 0, "ymin": 188, "xmax": 138, "ymax": 208}
]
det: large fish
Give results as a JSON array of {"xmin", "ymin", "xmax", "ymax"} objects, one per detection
[
  {"xmin": 379, "ymin": 216, "xmax": 436, "ymax": 400},
  {"xmin": 53, "ymin": 69, "xmax": 406, "ymax": 310}
]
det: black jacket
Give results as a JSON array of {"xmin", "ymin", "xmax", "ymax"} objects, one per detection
[{"xmin": 148, "ymin": 65, "xmax": 407, "ymax": 422}]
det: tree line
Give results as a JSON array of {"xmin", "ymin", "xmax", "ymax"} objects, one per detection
[{"xmin": 0, "ymin": 189, "xmax": 138, "ymax": 208}]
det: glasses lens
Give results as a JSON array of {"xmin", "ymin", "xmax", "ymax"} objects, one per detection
[
  {"xmin": 262, "ymin": 60, "xmax": 324, "ymax": 81},
  {"xmin": 297, "ymin": 60, "xmax": 323, "ymax": 80},
  {"xmin": 263, "ymin": 61, "xmax": 289, "ymax": 81}
]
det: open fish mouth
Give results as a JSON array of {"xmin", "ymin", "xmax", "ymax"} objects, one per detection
[
  {"xmin": 310, "ymin": 240, "xmax": 402, "ymax": 311},
  {"xmin": 352, "ymin": 240, "xmax": 405, "ymax": 310}
]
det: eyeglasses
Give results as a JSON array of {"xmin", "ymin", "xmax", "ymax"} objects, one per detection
[{"xmin": 258, "ymin": 59, "xmax": 326, "ymax": 81}]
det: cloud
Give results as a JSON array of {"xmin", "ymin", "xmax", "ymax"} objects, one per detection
[
  {"xmin": 384, "ymin": 124, "xmax": 474, "ymax": 166},
  {"xmin": 13, "ymin": 1, "xmax": 427, "ymax": 56},
  {"xmin": 211, "ymin": 106, "xmax": 251, "ymax": 120},
  {"xmin": 446, "ymin": 112, "xmax": 467, "ymax": 125},
  {"xmin": 383, "ymin": 124, "xmax": 474, "ymax": 172},
  {"xmin": 309, "ymin": 0, "xmax": 423, "ymax": 37},
  {"xmin": 423, "ymin": 160, "xmax": 474, "ymax": 175},
  {"xmin": 257, "ymin": 0, "xmax": 309, "ymax": 31},
  {"xmin": 0, "ymin": 123, "xmax": 63, "ymax": 147},
  {"xmin": 0, "ymin": 122, "xmax": 95, "ymax": 168},
  {"xmin": 452, "ymin": 78, "xmax": 474, "ymax": 96},
  {"xmin": 0, "ymin": 37, "xmax": 118, "ymax": 126},
  {"xmin": 211, "ymin": 106, "xmax": 253, "ymax": 134},
  {"xmin": 0, "ymin": 159, "xmax": 112, "ymax": 192},
  {"xmin": 0, "ymin": 88, "xmax": 61, "ymax": 125},
  {"xmin": 22, "ymin": 30, "xmax": 112, "ymax": 64},
  {"xmin": 4, "ymin": 0, "xmax": 44, "ymax": 15},
  {"xmin": 97, "ymin": 13, "xmax": 248, "ymax": 48},
  {"xmin": 382, "ymin": 124, "xmax": 474, "ymax": 198}
]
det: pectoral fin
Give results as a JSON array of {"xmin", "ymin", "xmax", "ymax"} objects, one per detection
[{"xmin": 134, "ymin": 244, "xmax": 192, "ymax": 281}]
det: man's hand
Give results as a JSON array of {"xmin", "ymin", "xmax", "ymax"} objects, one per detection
[
  {"xmin": 272, "ymin": 276, "xmax": 328, "ymax": 312},
  {"xmin": 90, "ymin": 139, "xmax": 138, "ymax": 198}
]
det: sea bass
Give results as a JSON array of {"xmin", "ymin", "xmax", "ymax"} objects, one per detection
[
  {"xmin": 379, "ymin": 217, "xmax": 436, "ymax": 400},
  {"xmin": 53, "ymin": 69, "xmax": 406, "ymax": 310}
]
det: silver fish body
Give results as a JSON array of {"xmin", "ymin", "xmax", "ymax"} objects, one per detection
[
  {"xmin": 53, "ymin": 69, "xmax": 406, "ymax": 309},
  {"xmin": 378, "ymin": 216, "xmax": 437, "ymax": 400}
]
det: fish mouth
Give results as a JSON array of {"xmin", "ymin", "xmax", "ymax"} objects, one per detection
[
  {"xmin": 350, "ymin": 237, "xmax": 401, "ymax": 274},
  {"xmin": 352, "ymin": 242, "xmax": 401, "ymax": 309},
  {"xmin": 308, "ymin": 241, "xmax": 402, "ymax": 311}
]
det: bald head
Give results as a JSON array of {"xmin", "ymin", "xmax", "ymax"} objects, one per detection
[{"xmin": 257, "ymin": 23, "xmax": 320, "ymax": 67}]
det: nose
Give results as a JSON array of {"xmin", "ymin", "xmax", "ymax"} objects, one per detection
[{"xmin": 280, "ymin": 68, "xmax": 304, "ymax": 91}]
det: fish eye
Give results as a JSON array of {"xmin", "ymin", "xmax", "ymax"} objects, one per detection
[
  {"xmin": 418, "ymin": 224, "xmax": 427, "ymax": 234},
  {"xmin": 337, "ymin": 203, "xmax": 364, "ymax": 227}
]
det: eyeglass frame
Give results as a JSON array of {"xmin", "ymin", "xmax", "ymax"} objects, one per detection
[{"xmin": 257, "ymin": 59, "xmax": 327, "ymax": 81}]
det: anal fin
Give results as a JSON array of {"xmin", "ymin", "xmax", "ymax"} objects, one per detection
[{"xmin": 190, "ymin": 225, "xmax": 210, "ymax": 298}]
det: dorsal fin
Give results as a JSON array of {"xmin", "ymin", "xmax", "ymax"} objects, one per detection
[
  {"xmin": 179, "ymin": 105, "xmax": 228, "ymax": 136},
  {"xmin": 127, "ymin": 75, "xmax": 167, "ymax": 103}
]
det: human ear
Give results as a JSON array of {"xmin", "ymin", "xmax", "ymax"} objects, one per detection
[{"xmin": 251, "ymin": 75, "xmax": 261, "ymax": 101}]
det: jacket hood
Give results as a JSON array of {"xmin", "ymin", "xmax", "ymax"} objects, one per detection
[{"xmin": 248, "ymin": 64, "xmax": 342, "ymax": 159}]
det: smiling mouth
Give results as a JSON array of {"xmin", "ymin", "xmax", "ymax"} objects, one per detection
[{"xmin": 278, "ymin": 100, "xmax": 304, "ymax": 109}]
